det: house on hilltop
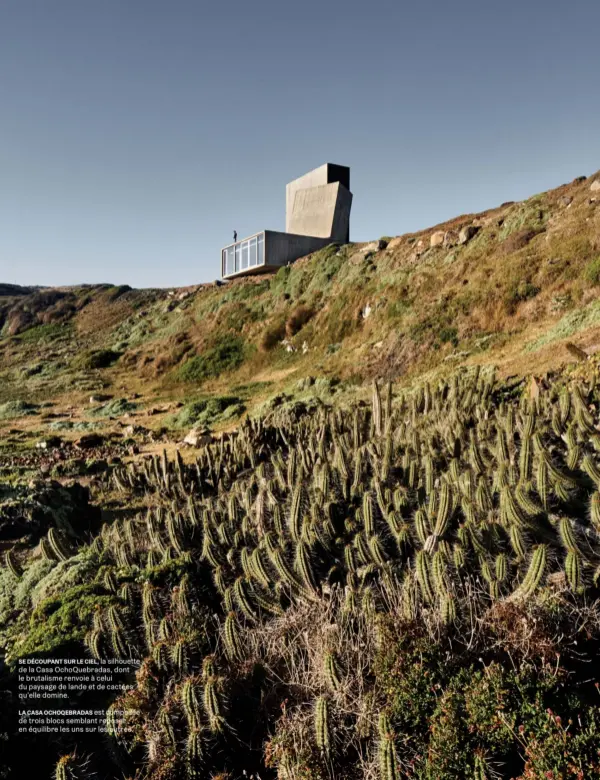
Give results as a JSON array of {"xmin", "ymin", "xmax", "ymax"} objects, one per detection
[{"xmin": 221, "ymin": 163, "xmax": 352, "ymax": 280}]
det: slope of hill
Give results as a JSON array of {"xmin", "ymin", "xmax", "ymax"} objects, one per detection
[
  {"xmin": 1, "ymin": 171, "xmax": 600, "ymax": 436},
  {"xmin": 1, "ymin": 170, "xmax": 600, "ymax": 779}
]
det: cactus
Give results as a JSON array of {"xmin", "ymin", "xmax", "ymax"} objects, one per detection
[
  {"xmin": 565, "ymin": 550, "xmax": 582, "ymax": 591},
  {"xmin": 558, "ymin": 517, "xmax": 581, "ymax": 555},
  {"xmin": 416, "ymin": 550, "xmax": 434, "ymax": 603},
  {"xmin": 233, "ymin": 576, "xmax": 258, "ymax": 621},
  {"xmin": 224, "ymin": 612, "xmax": 243, "ymax": 662},
  {"xmin": 181, "ymin": 678, "xmax": 203, "ymax": 730},
  {"xmin": 185, "ymin": 727, "xmax": 204, "ymax": 777},
  {"xmin": 48, "ymin": 527, "xmax": 70, "ymax": 562},
  {"xmin": 378, "ymin": 713, "xmax": 398, "ymax": 780},
  {"xmin": 203, "ymin": 677, "xmax": 226, "ymax": 733},
  {"xmin": 516, "ymin": 545, "xmax": 547, "ymax": 598},
  {"xmin": 4, "ymin": 549, "xmax": 20, "ymax": 578},
  {"xmin": 314, "ymin": 696, "xmax": 330, "ymax": 754}
]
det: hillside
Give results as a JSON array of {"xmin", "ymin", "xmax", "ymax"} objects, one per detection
[
  {"xmin": 1, "ymin": 171, "xmax": 600, "ymax": 455},
  {"xmin": 1, "ymin": 170, "xmax": 600, "ymax": 779}
]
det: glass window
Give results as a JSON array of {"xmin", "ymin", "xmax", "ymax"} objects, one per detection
[
  {"xmin": 249, "ymin": 236, "xmax": 257, "ymax": 266},
  {"xmin": 224, "ymin": 247, "xmax": 234, "ymax": 275},
  {"xmin": 257, "ymin": 234, "xmax": 264, "ymax": 265},
  {"xmin": 241, "ymin": 240, "xmax": 249, "ymax": 269},
  {"xmin": 234, "ymin": 244, "xmax": 241, "ymax": 272}
]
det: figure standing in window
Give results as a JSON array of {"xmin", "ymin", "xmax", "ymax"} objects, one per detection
[{"xmin": 233, "ymin": 230, "xmax": 237, "ymax": 243}]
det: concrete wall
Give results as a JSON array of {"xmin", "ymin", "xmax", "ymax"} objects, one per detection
[
  {"xmin": 285, "ymin": 163, "xmax": 351, "ymax": 236},
  {"xmin": 265, "ymin": 231, "xmax": 332, "ymax": 267},
  {"xmin": 285, "ymin": 164, "xmax": 330, "ymax": 232},
  {"xmin": 287, "ymin": 182, "xmax": 352, "ymax": 242}
]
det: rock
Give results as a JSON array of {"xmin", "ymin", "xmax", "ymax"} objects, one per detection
[
  {"xmin": 558, "ymin": 195, "xmax": 573, "ymax": 207},
  {"xmin": 591, "ymin": 179, "xmax": 600, "ymax": 192},
  {"xmin": 89, "ymin": 394, "xmax": 111, "ymax": 404},
  {"xmin": 36, "ymin": 436, "xmax": 62, "ymax": 450},
  {"xmin": 458, "ymin": 225, "xmax": 481, "ymax": 244},
  {"xmin": 302, "ymin": 341, "xmax": 309, "ymax": 354},
  {"xmin": 376, "ymin": 239, "xmax": 388, "ymax": 250},
  {"xmin": 362, "ymin": 303, "xmax": 372, "ymax": 319},
  {"xmin": 387, "ymin": 237, "xmax": 403, "ymax": 249},
  {"xmin": 430, "ymin": 231, "xmax": 445, "ymax": 248},
  {"xmin": 416, "ymin": 239, "xmax": 425, "ymax": 251},
  {"xmin": 360, "ymin": 241, "xmax": 378, "ymax": 254},
  {"xmin": 74, "ymin": 433, "xmax": 104, "ymax": 449},
  {"xmin": 183, "ymin": 429, "xmax": 212, "ymax": 447},
  {"xmin": 129, "ymin": 445, "xmax": 139, "ymax": 455},
  {"xmin": 124, "ymin": 425, "xmax": 135, "ymax": 435},
  {"xmin": 443, "ymin": 230, "xmax": 459, "ymax": 247}
]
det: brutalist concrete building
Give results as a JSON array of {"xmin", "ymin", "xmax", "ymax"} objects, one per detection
[{"xmin": 221, "ymin": 163, "xmax": 352, "ymax": 279}]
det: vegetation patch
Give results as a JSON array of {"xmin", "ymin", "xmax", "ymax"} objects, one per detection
[
  {"xmin": 9, "ymin": 583, "xmax": 117, "ymax": 659},
  {"xmin": 525, "ymin": 298, "xmax": 600, "ymax": 351},
  {"xmin": 584, "ymin": 256, "xmax": 600, "ymax": 285},
  {"xmin": 90, "ymin": 398, "xmax": 138, "ymax": 417},
  {"xmin": 73, "ymin": 349, "xmax": 122, "ymax": 370},
  {"xmin": 0, "ymin": 400, "xmax": 39, "ymax": 419},
  {"xmin": 166, "ymin": 395, "xmax": 245, "ymax": 429},
  {"xmin": 177, "ymin": 335, "xmax": 246, "ymax": 382}
]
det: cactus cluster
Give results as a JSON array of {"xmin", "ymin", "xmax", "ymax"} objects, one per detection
[{"xmin": 10, "ymin": 368, "xmax": 600, "ymax": 779}]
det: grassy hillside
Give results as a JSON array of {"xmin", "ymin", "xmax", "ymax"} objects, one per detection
[
  {"xmin": 0, "ymin": 171, "xmax": 599, "ymax": 452},
  {"xmin": 1, "ymin": 170, "xmax": 600, "ymax": 779}
]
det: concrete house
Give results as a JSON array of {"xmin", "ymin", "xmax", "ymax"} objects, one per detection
[{"xmin": 221, "ymin": 163, "xmax": 352, "ymax": 280}]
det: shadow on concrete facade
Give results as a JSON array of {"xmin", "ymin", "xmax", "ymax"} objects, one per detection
[{"xmin": 221, "ymin": 163, "xmax": 352, "ymax": 280}]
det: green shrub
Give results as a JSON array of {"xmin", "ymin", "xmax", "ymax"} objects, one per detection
[
  {"xmin": 438, "ymin": 326, "xmax": 459, "ymax": 346},
  {"xmin": 90, "ymin": 398, "xmax": 138, "ymax": 417},
  {"xmin": 0, "ymin": 400, "xmax": 39, "ymax": 419},
  {"xmin": 504, "ymin": 280, "xmax": 540, "ymax": 312},
  {"xmin": 103, "ymin": 284, "xmax": 132, "ymax": 301},
  {"xmin": 387, "ymin": 300, "xmax": 411, "ymax": 320},
  {"xmin": 73, "ymin": 349, "xmax": 121, "ymax": 370},
  {"xmin": 10, "ymin": 583, "xmax": 117, "ymax": 659},
  {"xmin": 584, "ymin": 256, "xmax": 600, "ymax": 285},
  {"xmin": 167, "ymin": 395, "xmax": 245, "ymax": 428},
  {"xmin": 16, "ymin": 323, "xmax": 69, "ymax": 343},
  {"xmin": 260, "ymin": 320, "xmax": 287, "ymax": 352},
  {"xmin": 177, "ymin": 335, "xmax": 246, "ymax": 382}
]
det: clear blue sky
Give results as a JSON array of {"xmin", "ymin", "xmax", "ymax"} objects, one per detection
[{"xmin": 1, "ymin": 0, "xmax": 599, "ymax": 288}]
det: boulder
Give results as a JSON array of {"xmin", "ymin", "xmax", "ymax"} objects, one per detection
[
  {"xmin": 387, "ymin": 237, "xmax": 403, "ymax": 250},
  {"xmin": 443, "ymin": 230, "xmax": 459, "ymax": 247},
  {"xmin": 430, "ymin": 231, "xmax": 445, "ymax": 248},
  {"xmin": 558, "ymin": 195, "xmax": 573, "ymax": 207},
  {"xmin": 458, "ymin": 225, "xmax": 481, "ymax": 244},
  {"xmin": 591, "ymin": 179, "xmax": 600, "ymax": 192},
  {"xmin": 74, "ymin": 433, "xmax": 104, "ymax": 450},
  {"xmin": 183, "ymin": 429, "xmax": 213, "ymax": 447},
  {"xmin": 360, "ymin": 241, "xmax": 378, "ymax": 254}
]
